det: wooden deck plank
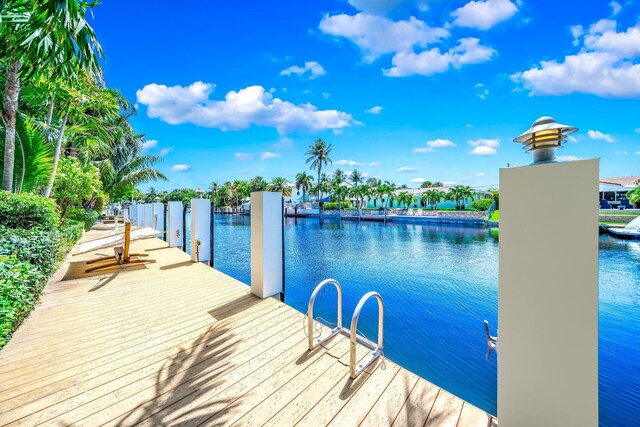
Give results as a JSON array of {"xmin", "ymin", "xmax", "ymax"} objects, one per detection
[{"xmin": 0, "ymin": 226, "xmax": 494, "ymax": 427}]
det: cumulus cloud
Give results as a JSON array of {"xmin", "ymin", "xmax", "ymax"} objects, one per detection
[
  {"xmin": 413, "ymin": 138, "xmax": 456, "ymax": 153},
  {"xmin": 280, "ymin": 61, "xmax": 326, "ymax": 79},
  {"xmin": 588, "ymin": 130, "xmax": 615, "ymax": 142},
  {"xmin": 137, "ymin": 82, "xmax": 355, "ymax": 134},
  {"xmin": 384, "ymin": 37, "xmax": 496, "ymax": 77},
  {"xmin": 475, "ymin": 83, "xmax": 490, "ymax": 99},
  {"xmin": 397, "ymin": 166, "xmax": 418, "ymax": 172},
  {"xmin": 319, "ymin": 13, "xmax": 449, "ymax": 62},
  {"xmin": 514, "ymin": 19, "xmax": 640, "ymax": 97},
  {"xmin": 557, "ymin": 155, "xmax": 584, "ymax": 161},
  {"xmin": 261, "ymin": 151, "xmax": 280, "ymax": 160},
  {"xmin": 171, "ymin": 164, "xmax": 192, "ymax": 172},
  {"xmin": 369, "ymin": 161, "xmax": 381, "ymax": 167},
  {"xmin": 410, "ymin": 177, "xmax": 426, "ymax": 183},
  {"xmin": 335, "ymin": 159, "xmax": 362, "ymax": 166},
  {"xmin": 614, "ymin": 150, "xmax": 627, "ymax": 155},
  {"xmin": 476, "ymin": 172, "xmax": 486, "ymax": 177},
  {"xmin": 468, "ymin": 138, "xmax": 499, "ymax": 155},
  {"xmin": 141, "ymin": 139, "xmax": 158, "ymax": 150},
  {"xmin": 610, "ymin": 1, "xmax": 622, "ymax": 16},
  {"xmin": 451, "ymin": 0, "xmax": 518, "ymax": 30},
  {"xmin": 235, "ymin": 152, "xmax": 255, "ymax": 161},
  {"xmin": 158, "ymin": 148, "xmax": 172, "ymax": 156},
  {"xmin": 366, "ymin": 105, "xmax": 383, "ymax": 114}
]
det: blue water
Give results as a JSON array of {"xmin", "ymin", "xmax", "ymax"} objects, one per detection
[{"xmin": 194, "ymin": 215, "xmax": 639, "ymax": 426}]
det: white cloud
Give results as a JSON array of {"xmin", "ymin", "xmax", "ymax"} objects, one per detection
[
  {"xmin": 384, "ymin": 37, "xmax": 496, "ymax": 77},
  {"xmin": 588, "ymin": 130, "xmax": 615, "ymax": 142},
  {"xmin": 158, "ymin": 148, "xmax": 172, "ymax": 156},
  {"xmin": 614, "ymin": 150, "xmax": 628, "ymax": 155},
  {"xmin": 442, "ymin": 180, "xmax": 457, "ymax": 186},
  {"xmin": 366, "ymin": 105, "xmax": 383, "ymax": 114},
  {"xmin": 451, "ymin": 0, "xmax": 518, "ymax": 30},
  {"xmin": 137, "ymin": 82, "xmax": 355, "ymax": 134},
  {"xmin": 570, "ymin": 25, "xmax": 584, "ymax": 46},
  {"xmin": 410, "ymin": 177, "xmax": 426, "ymax": 183},
  {"xmin": 274, "ymin": 137, "xmax": 294, "ymax": 149},
  {"xmin": 141, "ymin": 139, "xmax": 158, "ymax": 150},
  {"xmin": 368, "ymin": 161, "xmax": 381, "ymax": 167},
  {"xmin": 280, "ymin": 61, "xmax": 326, "ymax": 79},
  {"xmin": 335, "ymin": 159, "xmax": 362, "ymax": 166},
  {"xmin": 235, "ymin": 152, "xmax": 255, "ymax": 161},
  {"xmin": 322, "ymin": 92, "xmax": 331, "ymax": 99},
  {"xmin": 476, "ymin": 172, "xmax": 486, "ymax": 177},
  {"xmin": 468, "ymin": 138, "xmax": 500, "ymax": 155},
  {"xmin": 568, "ymin": 135, "xmax": 579, "ymax": 143},
  {"xmin": 319, "ymin": 13, "xmax": 449, "ymax": 62},
  {"xmin": 635, "ymin": 128, "xmax": 640, "ymax": 133},
  {"xmin": 397, "ymin": 166, "xmax": 418, "ymax": 172},
  {"xmin": 261, "ymin": 151, "xmax": 280, "ymax": 160},
  {"xmin": 171, "ymin": 164, "xmax": 192, "ymax": 172},
  {"xmin": 514, "ymin": 20, "xmax": 640, "ymax": 98},
  {"xmin": 413, "ymin": 138, "xmax": 456, "ymax": 153},
  {"xmin": 475, "ymin": 83, "xmax": 490, "ymax": 99},
  {"xmin": 610, "ymin": 1, "xmax": 622, "ymax": 16},
  {"xmin": 557, "ymin": 155, "xmax": 584, "ymax": 161}
]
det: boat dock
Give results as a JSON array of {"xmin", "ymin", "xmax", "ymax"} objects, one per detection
[{"xmin": 0, "ymin": 225, "xmax": 495, "ymax": 426}]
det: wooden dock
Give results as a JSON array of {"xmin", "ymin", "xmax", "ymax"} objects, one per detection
[{"xmin": 0, "ymin": 225, "xmax": 495, "ymax": 426}]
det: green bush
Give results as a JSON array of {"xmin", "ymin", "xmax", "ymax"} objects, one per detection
[
  {"xmin": 471, "ymin": 198, "xmax": 494, "ymax": 211},
  {"xmin": 322, "ymin": 202, "xmax": 342, "ymax": 210},
  {"xmin": 0, "ymin": 191, "xmax": 60, "ymax": 230},
  {"xmin": 0, "ymin": 228, "xmax": 61, "ymax": 275},
  {"xmin": 67, "ymin": 207, "xmax": 99, "ymax": 231},
  {"xmin": 60, "ymin": 220, "xmax": 84, "ymax": 248},
  {"xmin": 0, "ymin": 255, "xmax": 45, "ymax": 347}
]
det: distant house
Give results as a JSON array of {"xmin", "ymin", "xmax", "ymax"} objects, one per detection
[{"xmin": 599, "ymin": 176, "xmax": 639, "ymax": 207}]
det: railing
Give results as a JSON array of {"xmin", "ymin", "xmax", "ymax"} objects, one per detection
[
  {"xmin": 484, "ymin": 320, "xmax": 498, "ymax": 360},
  {"xmin": 486, "ymin": 200, "xmax": 497, "ymax": 221},
  {"xmin": 307, "ymin": 279, "xmax": 385, "ymax": 379}
]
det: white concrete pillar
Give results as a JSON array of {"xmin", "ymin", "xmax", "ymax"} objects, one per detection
[
  {"xmin": 144, "ymin": 203, "xmax": 153, "ymax": 227},
  {"xmin": 190, "ymin": 198, "xmax": 211, "ymax": 263},
  {"xmin": 123, "ymin": 208, "xmax": 129, "ymax": 223},
  {"xmin": 499, "ymin": 159, "xmax": 599, "ymax": 426},
  {"xmin": 136, "ymin": 204, "xmax": 145, "ymax": 226},
  {"xmin": 152, "ymin": 202, "xmax": 165, "ymax": 232},
  {"xmin": 167, "ymin": 201, "xmax": 184, "ymax": 248},
  {"xmin": 251, "ymin": 192, "xmax": 284, "ymax": 299},
  {"xmin": 129, "ymin": 204, "xmax": 136, "ymax": 225}
]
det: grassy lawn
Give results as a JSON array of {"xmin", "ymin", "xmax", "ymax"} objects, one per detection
[
  {"xmin": 599, "ymin": 213, "xmax": 639, "ymax": 217},
  {"xmin": 489, "ymin": 210, "xmax": 500, "ymax": 222}
]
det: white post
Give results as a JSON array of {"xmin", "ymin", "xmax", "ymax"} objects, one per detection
[
  {"xmin": 144, "ymin": 203, "xmax": 153, "ymax": 227},
  {"xmin": 190, "ymin": 198, "xmax": 211, "ymax": 263},
  {"xmin": 129, "ymin": 204, "xmax": 136, "ymax": 225},
  {"xmin": 499, "ymin": 159, "xmax": 599, "ymax": 426},
  {"xmin": 167, "ymin": 201, "xmax": 184, "ymax": 248},
  {"xmin": 137, "ymin": 204, "xmax": 145, "ymax": 227},
  {"xmin": 123, "ymin": 208, "xmax": 129, "ymax": 223},
  {"xmin": 251, "ymin": 191, "xmax": 283, "ymax": 299},
  {"xmin": 152, "ymin": 202, "xmax": 165, "ymax": 232}
]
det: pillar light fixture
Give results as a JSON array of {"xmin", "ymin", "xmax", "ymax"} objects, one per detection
[
  {"xmin": 196, "ymin": 188, "xmax": 204, "ymax": 198},
  {"xmin": 154, "ymin": 196, "xmax": 160, "ymax": 202},
  {"xmin": 514, "ymin": 116, "xmax": 578, "ymax": 164}
]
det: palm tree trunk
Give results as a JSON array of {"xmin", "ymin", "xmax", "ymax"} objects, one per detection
[
  {"xmin": 44, "ymin": 109, "xmax": 69, "ymax": 198},
  {"xmin": 46, "ymin": 96, "xmax": 55, "ymax": 126},
  {"xmin": 2, "ymin": 57, "xmax": 22, "ymax": 191}
]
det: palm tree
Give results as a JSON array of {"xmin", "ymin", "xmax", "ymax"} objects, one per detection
[
  {"xmin": 249, "ymin": 176, "xmax": 267, "ymax": 192},
  {"xmin": 1, "ymin": 0, "xmax": 103, "ymax": 191},
  {"xmin": 350, "ymin": 169, "xmax": 364, "ymax": 187},
  {"xmin": 268, "ymin": 177, "xmax": 292, "ymax": 196},
  {"xmin": 295, "ymin": 172, "xmax": 314, "ymax": 203},
  {"xmin": 367, "ymin": 177, "xmax": 381, "ymax": 187},
  {"xmin": 305, "ymin": 138, "xmax": 332, "ymax": 202},
  {"xmin": 420, "ymin": 181, "xmax": 433, "ymax": 188},
  {"xmin": 100, "ymin": 152, "xmax": 167, "ymax": 200},
  {"xmin": 334, "ymin": 168, "xmax": 346, "ymax": 182},
  {"xmin": 398, "ymin": 192, "xmax": 415, "ymax": 209}
]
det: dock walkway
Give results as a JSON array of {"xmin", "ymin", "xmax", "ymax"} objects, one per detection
[{"xmin": 0, "ymin": 225, "xmax": 495, "ymax": 426}]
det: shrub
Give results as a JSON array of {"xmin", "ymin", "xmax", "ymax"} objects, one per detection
[
  {"xmin": 0, "ymin": 191, "xmax": 60, "ymax": 230},
  {"xmin": 0, "ymin": 255, "xmax": 45, "ymax": 347},
  {"xmin": 67, "ymin": 207, "xmax": 99, "ymax": 231},
  {"xmin": 0, "ymin": 228, "xmax": 61, "ymax": 275},
  {"xmin": 471, "ymin": 198, "xmax": 494, "ymax": 211},
  {"xmin": 322, "ymin": 202, "xmax": 342, "ymax": 210},
  {"xmin": 60, "ymin": 220, "xmax": 84, "ymax": 248}
]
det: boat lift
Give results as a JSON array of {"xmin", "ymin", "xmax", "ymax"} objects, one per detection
[{"xmin": 307, "ymin": 279, "xmax": 384, "ymax": 379}]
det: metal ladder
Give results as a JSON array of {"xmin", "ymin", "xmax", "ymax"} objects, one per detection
[{"xmin": 307, "ymin": 279, "xmax": 384, "ymax": 379}]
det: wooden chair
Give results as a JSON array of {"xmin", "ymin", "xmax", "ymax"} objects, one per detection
[{"xmin": 85, "ymin": 221, "xmax": 155, "ymax": 273}]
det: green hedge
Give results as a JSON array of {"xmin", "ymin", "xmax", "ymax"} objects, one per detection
[
  {"xmin": 0, "ymin": 255, "xmax": 45, "ymax": 347},
  {"xmin": 0, "ymin": 228, "xmax": 61, "ymax": 275},
  {"xmin": 322, "ymin": 202, "xmax": 341, "ymax": 210},
  {"xmin": 0, "ymin": 191, "xmax": 60, "ymax": 230},
  {"xmin": 471, "ymin": 198, "xmax": 494, "ymax": 211},
  {"xmin": 67, "ymin": 207, "xmax": 99, "ymax": 231}
]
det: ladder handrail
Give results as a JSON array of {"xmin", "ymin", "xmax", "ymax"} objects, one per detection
[
  {"xmin": 350, "ymin": 291, "xmax": 384, "ymax": 379},
  {"xmin": 307, "ymin": 279, "xmax": 343, "ymax": 350}
]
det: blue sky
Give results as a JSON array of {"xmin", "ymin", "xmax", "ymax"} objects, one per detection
[{"xmin": 92, "ymin": 0, "xmax": 640, "ymax": 191}]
